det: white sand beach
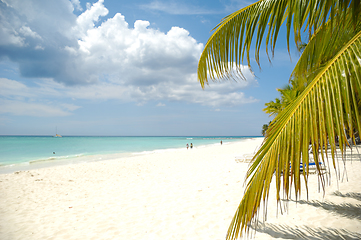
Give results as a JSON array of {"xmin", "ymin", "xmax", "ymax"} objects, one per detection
[{"xmin": 1, "ymin": 138, "xmax": 361, "ymax": 240}]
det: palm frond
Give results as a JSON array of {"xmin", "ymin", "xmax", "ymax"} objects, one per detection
[
  {"xmin": 197, "ymin": 0, "xmax": 359, "ymax": 88},
  {"xmin": 226, "ymin": 29, "xmax": 361, "ymax": 240},
  {"xmin": 263, "ymin": 98, "xmax": 282, "ymax": 116},
  {"xmin": 291, "ymin": 8, "xmax": 361, "ymax": 82}
]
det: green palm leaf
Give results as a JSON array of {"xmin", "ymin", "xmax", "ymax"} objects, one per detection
[
  {"xmin": 196, "ymin": 1, "xmax": 361, "ymax": 238},
  {"xmin": 197, "ymin": 0, "xmax": 358, "ymax": 88},
  {"xmin": 263, "ymin": 98, "xmax": 282, "ymax": 116},
  {"xmin": 226, "ymin": 29, "xmax": 361, "ymax": 239},
  {"xmin": 291, "ymin": 9, "xmax": 361, "ymax": 82}
]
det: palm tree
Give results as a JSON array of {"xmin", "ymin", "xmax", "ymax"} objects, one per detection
[
  {"xmin": 263, "ymin": 96, "xmax": 282, "ymax": 117},
  {"xmin": 264, "ymin": 79, "xmax": 305, "ymax": 117},
  {"xmin": 197, "ymin": 0, "xmax": 361, "ymax": 239},
  {"xmin": 261, "ymin": 121, "xmax": 271, "ymax": 136},
  {"xmin": 263, "ymin": 85, "xmax": 298, "ymax": 117},
  {"xmin": 261, "ymin": 123, "xmax": 268, "ymax": 136}
]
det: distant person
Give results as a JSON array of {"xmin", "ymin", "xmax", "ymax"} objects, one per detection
[
  {"xmin": 190, "ymin": 143, "xmax": 193, "ymax": 149},
  {"xmin": 186, "ymin": 143, "xmax": 189, "ymax": 149},
  {"xmin": 220, "ymin": 140, "xmax": 222, "ymax": 145}
]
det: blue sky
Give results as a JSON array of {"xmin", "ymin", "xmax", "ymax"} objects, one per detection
[{"xmin": 0, "ymin": 0, "xmax": 300, "ymax": 136}]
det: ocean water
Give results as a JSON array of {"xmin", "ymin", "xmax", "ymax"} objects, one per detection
[{"xmin": 0, "ymin": 136, "xmax": 259, "ymax": 172}]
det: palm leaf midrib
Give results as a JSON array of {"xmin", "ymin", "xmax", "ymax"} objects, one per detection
[
  {"xmin": 234, "ymin": 28, "xmax": 361, "ymax": 240},
  {"xmin": 270, "ymin": 30, "xmax": 361, "ymax": 145}
]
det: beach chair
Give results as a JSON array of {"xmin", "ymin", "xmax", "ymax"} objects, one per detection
[
  {"xmin": 300, "ymin": 162, "xmax": 327, "ymax": 174},
  {"xmin": 235, "ymin": 154, "xmax": 254, "ymax": 163},
  {"xmin": 235, "ymin": 146, "xmax": 259, "ymax": 163}
]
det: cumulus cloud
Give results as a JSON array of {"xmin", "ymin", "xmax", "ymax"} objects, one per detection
[
  {"xmin": 69, "ymin": 7, "xmax": 204, "ymax": 86},
  {"xmin": 73, "ymin": 0, "xmax": 108, "ymax": 38},
  {"xmin": 0, "ymin": 0, "xmax": 258, "ymax": 115},
  {"xmin": 70, "ymin": 0, "xmax": 82, "ymax": 11}
]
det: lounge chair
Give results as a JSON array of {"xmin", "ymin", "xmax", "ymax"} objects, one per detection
[
  {"xmin": 235, "ymin": 154, "xmax": 254, "ymax": 163},
  {"xmin": 300, "ymin": 162, "xmax": 327, "ymax": 174},
  {"xmin": 235, "ymin": 146, "xmax": 259, "ymax": 163}
]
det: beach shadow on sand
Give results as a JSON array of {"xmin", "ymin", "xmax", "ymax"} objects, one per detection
[
  {"xmin": 332, "ymin": 191, "xmax": 361, "ymax": 202},
  {"xmin": 252, "ymin": 223, "xmax": 361, "ymax": 240},
  {"xmin": 296, "ymin": 199, "xmax": 361, "ymax": 221},
  {"xmin": 251, "ymin": 193, "xmax": 361, "ymax": 239}
]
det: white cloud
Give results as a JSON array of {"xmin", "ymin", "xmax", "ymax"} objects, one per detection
[
  {"xmin": 19, "ymin": 26, "xmax": 42, "ymax": 39},
  {"xmin": 0, "ymin": 78, "xmax": 81, "ymax": 117},
  {"xmin": 72, "ymin": 11, "xmax": 203, "ymax": 83},
  {"xmin": 0, "ymin": 0, "xmax": 259, "ymax": 113},
  {"xmin": 156, "ymin": 102, "xmax": 166, "ymax": 107},
  {"xmin": 60, "ymin": 103, "xmax": 82, "ymax": 111},
  {"xmin": 71, "ymin": 0, "xmax": 82, "ymax": 11},
  {"xmin": 0, "ymin": 27, "xmax": 24, "ymax": 46},
  {"xmin": 0, "ymin": 78, "xmax": 28, "ymax": 92},
  {"xmin": 73, "ymin": 0, "xmax": 108, "ymax": 38},
  {"xmin": 0, "ymin": 99, "xmax": 73, "ymax": 117},
  {"xmin": 0, "ymin": 3, "xmax": 25, "ymax": 46},
  {"xmin": 0, "ymin": 0, "xmax": 77, "ymax": 42},
  {"xmin": 0, "ymin": 78, "xmax": 62, "ymax": 99},
  {"xmin": 34, "ymin": 45, "xmax": 44, "ymax": 50}
]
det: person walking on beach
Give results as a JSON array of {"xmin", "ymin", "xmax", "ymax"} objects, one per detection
[
  {"xmin": 186, "ymin": 143, "xmax": 189, "ymax": 149},
  {"xmin": 190, "ymin": 143, "xmax": 193, "ymax": 149},
  {"xmin": 220, "ymin": 140, "xmax": 222, "ymax": 145}
]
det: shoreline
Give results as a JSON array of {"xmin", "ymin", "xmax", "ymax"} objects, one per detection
[
  {"xmin": 0, "ymin": 136, "xmax": 261, "ymax": 173},
  {"xmin": 0, "ymin": 138, "xmax": 260, "ymax": 174},
  {"xmin": 1, "ymin": 137, "xmax": 360, "ymax": 239}
]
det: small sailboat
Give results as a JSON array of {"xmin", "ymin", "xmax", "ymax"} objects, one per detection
[{"xmin": 53, "ymin": 127, "xmax": 62, "ymax": 137}]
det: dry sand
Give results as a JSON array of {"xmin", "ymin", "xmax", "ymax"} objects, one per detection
[{"xmin": 0, "ymin": 138, "xmax": 360, "ymax": 239}]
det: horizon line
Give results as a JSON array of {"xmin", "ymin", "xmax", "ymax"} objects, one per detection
[{"xmin": 0, "ymin": 135, "xmax": 263, "ymax": 137}]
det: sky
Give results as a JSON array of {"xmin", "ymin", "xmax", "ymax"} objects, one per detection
[{"xmin": 0, "ymin": 0, "xmax": 301, "ymax": 136}]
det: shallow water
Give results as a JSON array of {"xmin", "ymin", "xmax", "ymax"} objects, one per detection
[{"xmin": 0, "ymin": 136, "xmax": 260, "ymax": 173}]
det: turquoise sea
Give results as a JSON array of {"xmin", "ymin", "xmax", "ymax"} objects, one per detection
[{"xmin": 0, "ymin": 136, "xmax": 260, "ymax": 173}]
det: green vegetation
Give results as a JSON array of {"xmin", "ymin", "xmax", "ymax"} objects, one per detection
[
  {"xmin": 197, "ymin": 0, "xmax": 361, "ymax": 239},
  {"xmin": 261, "ymin": 121, "xmax": 271, "ymax": 136}
]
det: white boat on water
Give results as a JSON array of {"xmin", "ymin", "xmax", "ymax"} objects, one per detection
[{"xmin": 53, "ymin": 127, "xmax": 62, "ymax": 137}]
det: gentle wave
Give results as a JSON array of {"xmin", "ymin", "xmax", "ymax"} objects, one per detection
[
  {"xmin": 29, "ymin": 154, "xmax": 85, "ymax": 164},
  {"xmin": 0, "ymin": 136, "xmax": 259, "ymax": 172}
]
